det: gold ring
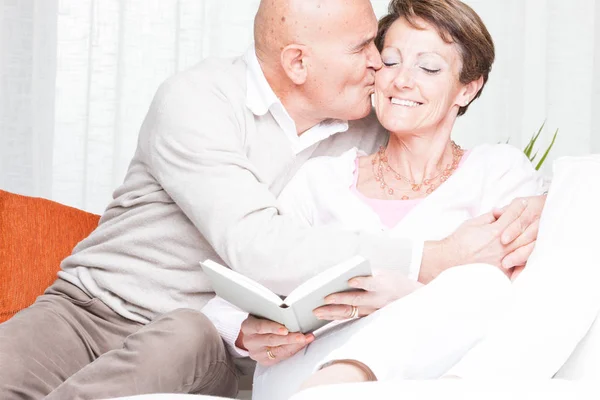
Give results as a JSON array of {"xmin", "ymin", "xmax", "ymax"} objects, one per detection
[
  {"xmin": 266, "ymin": 348, "xmax": 276, "ymax": 360},
  {"xmin": 349, "ymin": 305, "xmax": 359, "ymax": 319}
]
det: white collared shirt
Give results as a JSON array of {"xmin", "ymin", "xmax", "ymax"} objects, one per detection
[{"xmin": 244, "ymin": 46, "xmax": 349, "ymax": 155}]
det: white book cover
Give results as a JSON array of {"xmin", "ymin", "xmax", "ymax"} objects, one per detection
[{"xmin": 200, "ymin": 255, "xmax": 372, "ymax": 333}]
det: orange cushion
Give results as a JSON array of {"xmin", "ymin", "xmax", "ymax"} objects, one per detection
[{"xmin": 0, "ymin": 190, "xmax": 100, "ymax": 323}]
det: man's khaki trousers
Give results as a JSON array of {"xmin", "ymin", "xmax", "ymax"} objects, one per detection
[{"xmin": 0, "ymin": 279, "xmax": 238, "ymax": 400}]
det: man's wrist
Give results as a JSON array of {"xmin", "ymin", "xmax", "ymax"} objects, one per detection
[
  {"xmin": 419, "ymin": 240, "xmax": 444, "ymax": 284},
  {"xmin": 419, "ymin": 238, "xmax": 457, "ymax": 284}
]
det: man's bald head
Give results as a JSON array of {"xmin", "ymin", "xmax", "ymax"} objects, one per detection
[
  {"xmin": 255, "ymin": 0, "xmax": 359, "ymax": 62},
  {"xmin": 253, "ymin": 0, "xmax": 382, "ymax": 129}
]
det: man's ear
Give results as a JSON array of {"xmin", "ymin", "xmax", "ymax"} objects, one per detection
[
  {"xmin": 457, "ymin": 75, "xmax": 484, "ymax": 107},
  {"xmin": 280, "ymin": 44, "xmax": 309, "ymax": 85}
]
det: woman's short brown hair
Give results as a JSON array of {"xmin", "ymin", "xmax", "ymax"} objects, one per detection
[{"xmin": 376, "ymin": 0, "xmax": 495, "ymax": 116}]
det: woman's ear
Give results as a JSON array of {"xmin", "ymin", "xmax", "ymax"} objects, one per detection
[
  {"xmin": 458, "ymin": 76, "xmax": 484, "ymax": 107},
  {"xmin": 280, "ymin": 44, "xmax": 309, "ymax": 85}
]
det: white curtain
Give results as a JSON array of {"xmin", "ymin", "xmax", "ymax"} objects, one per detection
[{"xmin": 1, "ymin": 0, "xmax": 599, "ymax": 214}]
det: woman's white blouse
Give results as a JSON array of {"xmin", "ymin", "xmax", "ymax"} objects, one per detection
[{"xmin": 279, "ymin": 143, "xmax": 543, "ymax": 247}]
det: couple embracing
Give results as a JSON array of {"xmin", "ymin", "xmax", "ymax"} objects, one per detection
[{"xmin": 2, "ymin": 1, "xmax": 600, "ymax": 400}]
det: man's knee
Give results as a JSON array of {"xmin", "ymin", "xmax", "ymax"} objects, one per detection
[
  {"xmin": 131, "ymin": 308, "xmax": 237, "ymax": 396},
  {"xmin": 162, "ymin": 308, "xmax": 223, "ymax": 351},
  {"xmin": 136, "ymin": 308, "xmax": 226, "ymax": 362}
]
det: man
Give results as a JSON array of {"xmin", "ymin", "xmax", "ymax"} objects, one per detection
[{"xmin": 0, "ymin": 0, "xmax": 544, "ymax": 399}]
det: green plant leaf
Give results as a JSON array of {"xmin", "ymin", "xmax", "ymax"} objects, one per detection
[
  {"xmin": 524, "ymin": 121, "xmax": 545, "ymax": 157},
  {"xmin": 523, "ymin": 136, "xmax": 534, "ymax": 157},
  {"xmin": 530, "ymin": 150, "xmax": 539, "ymax": 163},
  {"xmin": 535, "ymin": 128, "xmax": 559, "ymax": 170}
]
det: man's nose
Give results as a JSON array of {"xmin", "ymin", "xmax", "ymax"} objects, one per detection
[{"xmin": 367, "ymin": 42, "xmax": 383, "ymax": 71}]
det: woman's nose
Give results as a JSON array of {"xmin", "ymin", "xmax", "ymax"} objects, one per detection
[{"xmin": 393, "ymin": 66, "xmax": 415, "ymax": 89}]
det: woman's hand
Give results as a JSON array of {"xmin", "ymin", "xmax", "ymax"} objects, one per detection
[
  {"xmin": 494, "ymin": 195, "xmax": 546, "ymax": 269},
  {"xmin": 420, "ymin": 197, "xmax": 543, "ymax": 283},
  {"xmin": 237, "ymin": 316, "xmax": 314, "ymax": 366},
  {"xmin": 509, "ymin": 265, "xmax": 526, "ymax": 281},
  {"xmin": 312, "ymin": 270, "xmax": 423, "ymax": 320}
]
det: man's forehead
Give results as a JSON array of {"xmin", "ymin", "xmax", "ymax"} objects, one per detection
[
  {"xmin": 298, "ymin": 0, "xmax": 375, "ymax": 26},
  {"xmin": 266, "ymin": 0, "xmax": 376, "ymax": 50},
  {"xmin": 322, "ymin": 3, "xmax": 377, "ymax": 39}
]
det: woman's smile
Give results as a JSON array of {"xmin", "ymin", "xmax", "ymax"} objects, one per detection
[{"xmin": 390, "ymin": 98, "xmax": 423, "ymax": 107}]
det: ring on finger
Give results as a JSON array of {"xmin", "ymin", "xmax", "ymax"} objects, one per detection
[
  {"xmin": 349, "ymin": 305, "xmax": 359, "ymax": 319},
  {"xmin": 266, "ymin": 347, "xmax": 276, "ymax": 360}
]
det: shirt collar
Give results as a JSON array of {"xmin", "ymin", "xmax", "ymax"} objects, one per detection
[
  {"xmin": 245, "ymin": 46, "xmax": 280, "ymax": 116},
  {"xmin": 244, "ymin": 46, "xmax": 349, "ymax": 154}
]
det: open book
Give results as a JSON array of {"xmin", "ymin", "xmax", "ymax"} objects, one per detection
[{"xmin": 200, "ymin": 255, "xmax": 372, "ymax": 333}]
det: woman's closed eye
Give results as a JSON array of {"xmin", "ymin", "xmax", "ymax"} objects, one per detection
[
  {"xmin": 420, "ymin": 66, "xmax": 441, "ymax": 74},
  {"xmin": 382, "ymin": 59, "xmax": 400, "ymax": 67},
  {"xmin": 381, "ymin": 59, "xmax": 441, "ymax": 74}
]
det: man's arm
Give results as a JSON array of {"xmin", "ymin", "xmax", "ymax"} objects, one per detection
[
  {"xmin": 143, "ymin": 73, "xmax": 415, "ymax": 292},
  {"xmin": 313, "ymin": 207, "xmax": 529, "ymax": 320},
  {"xmin": 224, "ymin": 201, "xmax": 543, "ymax": 363},
  {"xmin": 201, "ymin": 297, "xmax": 250, "ymax": 358}
]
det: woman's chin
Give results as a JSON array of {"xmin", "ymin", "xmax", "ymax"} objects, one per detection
[
  {"xmin": 375, "ymin": 109, "xmax": 420, "ymax": 132},
  {"xmin": 378, "ymin": 120, "xmax": 415, "ymax": 135}
]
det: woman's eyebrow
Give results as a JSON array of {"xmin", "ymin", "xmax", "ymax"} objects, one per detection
[{"xmin": 416, "ymin": 51, "xmax": 445, "ymax": 59}]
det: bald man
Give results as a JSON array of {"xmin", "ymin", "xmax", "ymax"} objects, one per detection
[{"xmin": 0, "ymin": 0, "xmax": 544, "ymax": 399}]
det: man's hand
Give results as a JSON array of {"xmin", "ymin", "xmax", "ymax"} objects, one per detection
[
  {"xmin": 420, "ymin": 198, "xmax": 538, "ymax": 283},
  {"xmin": 313, "ymin": 270, "xmax": 423, "ymax": 320},
  {"xmin": 493, "ymin": 195, "xmax": 546, "ymax": 269},
  {"xmin": 237, "ymin": 316, "xmax": 314, "ymax": 366}
]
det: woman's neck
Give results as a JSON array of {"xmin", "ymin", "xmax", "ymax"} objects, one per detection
[{"xmin": 384, "ymin": 131, "xmax": 454, "ymax": 184}]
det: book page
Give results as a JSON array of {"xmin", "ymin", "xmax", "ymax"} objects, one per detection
[
  {"xmin": 285, "ymin": 256, "xmax": 372, "ymax": 333},
  {"xmin": 201, "ymin": 260, "xmax": 305, "ymax": 330},
  {"xmin": 201, "ymin": 260, "xmax": 284, "ymax": 306},
  {"xmin": 284, "ymin": 255, "xmax": 370, "ymax": 305}
]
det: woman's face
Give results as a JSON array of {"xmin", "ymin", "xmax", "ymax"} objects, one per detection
[{"xmin": 374, "ymin": 17, "xmax": 468, "ymax": 134}]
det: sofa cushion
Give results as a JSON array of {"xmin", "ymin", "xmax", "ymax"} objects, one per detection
[{"xmin": 0, "ymin": 190, "xmax": 100, "ymax": 323}]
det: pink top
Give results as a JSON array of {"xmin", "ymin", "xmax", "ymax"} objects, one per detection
[{"xmin": 351, "ymin": 150, "xmax": 471, "ymax": 228}]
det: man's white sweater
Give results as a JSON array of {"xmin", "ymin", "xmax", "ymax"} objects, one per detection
[{"xmin": 58, "ymin": 54, "xmax": 416, "ymax": 324}]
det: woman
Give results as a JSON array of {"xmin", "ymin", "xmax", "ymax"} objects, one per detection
[{"xmin": 245, "ymin": 0, "xmax": 550, "ymax": 397}]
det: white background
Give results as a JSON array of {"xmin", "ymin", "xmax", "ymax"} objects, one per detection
[{"xmin": 1, "ymin": 0, "xmax": 599, "ymax": 214}]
